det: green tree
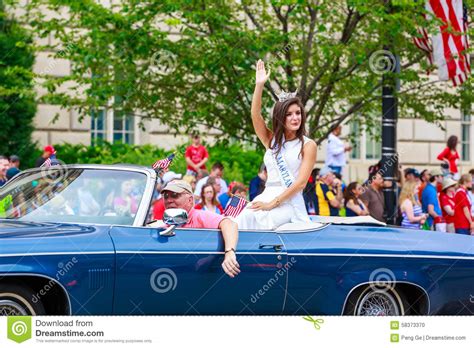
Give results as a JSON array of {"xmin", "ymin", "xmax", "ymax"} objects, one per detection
[
  {"xmin": 26, "ymin": 0, "xmax": 473, "ymax": 145},
  {"xmin": 0, "ymin": 0, "xmax": 37, "ymax": 167}
]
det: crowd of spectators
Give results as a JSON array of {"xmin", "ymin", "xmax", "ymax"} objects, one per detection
[{"xmin": 2, "ymin": 132, "xmax": 473, "ymax": 236}]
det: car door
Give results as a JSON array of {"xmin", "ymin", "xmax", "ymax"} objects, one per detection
[{"xmin": 110, "ymin": 225, "xmax": 288, "ymax": 315}]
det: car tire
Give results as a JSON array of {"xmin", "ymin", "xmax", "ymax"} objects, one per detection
[
  {"xmin": 344, "ymin": 285, "xmax": 409, "ymax": 316},
  {"xmin": 0, "ymin": 283, "xmax": 46, "ymax": 316}
]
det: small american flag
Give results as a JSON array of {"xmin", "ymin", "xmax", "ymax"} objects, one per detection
[
  {"xmin": 223, "ymin": 195, "xmax": 248, "ymax": 218},
  {"xmin": 40, "ymin": 154, "xmax": 59, "ymax": 168},
  {"xmin": 152, "ymin": 153, "xmax": 175, "ymax": 170}
]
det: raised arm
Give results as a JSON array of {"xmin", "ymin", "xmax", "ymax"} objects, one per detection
[{"xmin": 252, "ymin": 60, "xmax": 273, "ymax": 148}]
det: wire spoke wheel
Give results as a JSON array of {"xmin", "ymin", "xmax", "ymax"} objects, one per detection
[
  {"xmin": 356, "ymin": 289, "xmax": 401, "ymax": 316},
  {"xmin": 0, "ymin": 300, "xmax": 29, "ymax": 316},
  {"xmin": 0, "ymin": 284, "xmax": 46, "ymax": 316}
]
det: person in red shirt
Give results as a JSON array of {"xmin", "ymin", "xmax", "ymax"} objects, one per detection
[
  {"xmin": 437, "ymin": 135, "xmax": 460, "ymax": 180},
  {"xmin": 152, "ymin": 180, "xmax": 240, "ymax": 278},
  {"xmin": 185, "ymin": 134, "xmax": 209, "ymax": 176},
  {"xmin": 152, "ymin": 197, "xmax": 165, "ymax": 220},
  {"xmin": 453, "ymin": 174, "xmax": 474, "ymax": 235},
  {"xmin": 439, "ymin": 177, "xmax": 457, "ymax": 233}
]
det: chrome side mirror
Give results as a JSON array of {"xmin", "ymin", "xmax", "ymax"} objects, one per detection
[
  {"xmin": 159, "ymin": 209, "xmax": 189, "ymax": 237},
  {"xmin": 163, "ymin": 208, "xmax": 188, "ymax": 226}
]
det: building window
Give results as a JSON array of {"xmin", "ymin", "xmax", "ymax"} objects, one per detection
[
  {"xmin": 91, "ymin": 109, "xmax": 106, "ymax": 145},
  {"xmin": 366, "ymin": 125, "xmax": 381, "ymax": 160},
  {"xmin": 349, "ymin": 121, "xmax": 361, "ymax": 160},
  {"xmin": 461, "ymin": 109, "xmax": 471, "ymax": 161},
  {"xmin": 113, "ymin": 111, "xmax": 135, "ymax": 145},
  {"xmin": 90, "ymin": 109, "xmax": 135, "ymax": 145}
]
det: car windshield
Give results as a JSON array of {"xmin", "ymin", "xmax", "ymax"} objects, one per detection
[{"xmin": 0, "ymin": 168, "xmax": 148, "ymax": 226}]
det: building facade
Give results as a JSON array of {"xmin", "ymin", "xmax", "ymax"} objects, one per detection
[{"xmin": 22, "ymin": 4, "xmax": 473, "ymax": 181}]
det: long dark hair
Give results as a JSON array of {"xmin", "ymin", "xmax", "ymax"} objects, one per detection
[
  {"xmin": 270, "ymin": 97, "xmax": 307, "ymax": 157},
  {"xmin": 344, "ymin": 182, "xmax": 360, "ymax": 206},
  {"xmin": 447, "ymin": 135, "xmax": 458, "ymax": 150},
  {"xmin": 200, "ymin": 183, "xmax": 219, "ymax": 206}
]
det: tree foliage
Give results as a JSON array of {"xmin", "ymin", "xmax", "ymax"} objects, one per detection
[
  {"xmin": 25, "ymin": 0, "xmax": 474, "ymax": 145},
  {"xmin": 0, "ymin": 0, "xmax": 37, "ymax": 167}
]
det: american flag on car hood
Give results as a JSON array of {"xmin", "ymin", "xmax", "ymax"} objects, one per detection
[{"xmin": 223, "ymin": 195, "xmax": 248, "ymax": 218}]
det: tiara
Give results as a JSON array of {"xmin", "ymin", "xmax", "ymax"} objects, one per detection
[{"xmin": 277, "ymin": 90, "xmax": 298, "ymax": 102}]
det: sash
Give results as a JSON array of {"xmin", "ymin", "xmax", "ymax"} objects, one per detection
[
  {"xmin": 269, "ymin": 139, "xmax": 310, "ymax": 223},
  {"xmin": 271, "ymin": 147, "xmax": 295, "ymax": 188}
]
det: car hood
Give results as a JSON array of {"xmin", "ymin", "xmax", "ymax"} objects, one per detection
[{"xmin": 0, "ymin": 219, "xmax": 96, "ymax": 238}]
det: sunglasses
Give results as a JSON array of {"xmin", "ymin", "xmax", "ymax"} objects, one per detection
[{"xmin": 163, "ymin": 191, "xmax": 183, "ymax": 199}]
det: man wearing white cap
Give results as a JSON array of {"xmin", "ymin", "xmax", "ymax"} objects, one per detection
[{"xmin": 159, "ymin": 180, "xmax": 240, "ymax": 278}]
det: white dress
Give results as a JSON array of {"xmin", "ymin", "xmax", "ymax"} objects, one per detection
[{"xmin": 236, "ymin": 136, "xmax": 311, "ymax": 230}]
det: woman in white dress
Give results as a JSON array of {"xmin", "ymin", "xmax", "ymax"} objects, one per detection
[{"xmin": 236, "ymin": 60, "xmax": 317, "ymax": 230}]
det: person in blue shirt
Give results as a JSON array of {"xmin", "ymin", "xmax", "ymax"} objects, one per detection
[
  {"xmin": 421, "ymin": 168, "xmax": 444, "ymax": 231},
  {"xmin": 218, "ymin": 182, "xmax": 247, "ymax": 208},
  {"xmin": 249, "ymin": 164, "xmax": 267, "ymax": 201}
]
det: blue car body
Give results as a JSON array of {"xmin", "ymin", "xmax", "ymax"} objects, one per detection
[{"xmin": 0, "ymin": 165, "xmax": 473, "ymax": 315}]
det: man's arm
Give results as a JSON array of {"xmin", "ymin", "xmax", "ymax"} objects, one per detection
[
  {"xmin": 185, "ymin": 157, "xmax": 200, "ymax": 171},
  {"xmin": 329, "ymin": 197, "xmax": 341, "ymax": 209},
  {"xmin": 195, "ymin": 157, "xmax": 208, "ymax": 168},
  {"xmin": 462, "ymin": 206, "xmax": 474, "ymax": 233},
  {"xmin": 219, "ymin": 218, "xmax": 240, "ymax": 278},
  {"xmin": 328, "ymin": 181, "xmax": 343, "ymax": 208},
  {"xmin": 427, "ymin": 204, "xmax": 439, "ymax": 219},
  {"xmin": 359, "ymin": 191, "xmax": 370, "ymax": 210},
  {"xmin": 195, "ymin": 147, "xmax": 209, "ymax": 168},
  {"xmin": 442, "ymin": 204, "xmax": 454, "ymax": 216}
]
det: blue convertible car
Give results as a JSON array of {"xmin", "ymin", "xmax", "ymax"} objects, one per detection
[{"xmin": 0, "ymin": 165, "xmax": 473, "ymax": 316}]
